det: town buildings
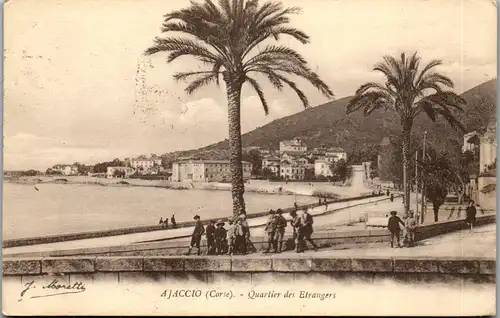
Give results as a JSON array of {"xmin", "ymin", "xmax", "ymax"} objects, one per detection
[
  {"xmin": 280, "ymin": 160, "xmax": 305, "ymax": 180},
  {"xmin": 171, "ymin": 160, "xmax": 252, "ymax": 182},
  {"xmin": 314, "ymin": 159, "xmax": 333, "ymax": 177},
  {"xmin": 279, "ymin": 137, "xmax": 307, "ymax": 154},
  {"xmin": 106, "ymin": 166, "xmax": 136, "ymax": 178},
  {"xmin": 462, "ymin": 119, "xmax": 496, "ymax": 210},
  {"xmin": 262, "ymin": 156, "xmax": 281, "ymax": 177},
  {"xmin": 52, "ymin": 164, "xmax": 79, "ymax": 176},
  {"xmin": 127, "ymin": 156, "xmax": 162, "ymax": 171},
  {"xmin": 260, "ymin": 140, "xmax": 348, "ymax": 180}
]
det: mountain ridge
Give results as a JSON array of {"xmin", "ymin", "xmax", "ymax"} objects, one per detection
[{"xmin": 161, "ymin": 78, "xmax": 497, "ymax": 165}]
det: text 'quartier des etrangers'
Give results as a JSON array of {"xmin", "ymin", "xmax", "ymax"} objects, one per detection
[{"xmin": 248, "ymin": 290, "xmax": 336, "ymax": 301}]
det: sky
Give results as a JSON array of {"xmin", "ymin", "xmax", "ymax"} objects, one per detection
[{"xmin": 4, "ymin": 0, "xmax": 497, "ymax": 170}]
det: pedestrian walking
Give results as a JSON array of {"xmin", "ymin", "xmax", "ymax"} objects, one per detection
[
  {"xmin": 404, "ymin": 211, "xmax": 418, "ymax": 247},
  {"xmin": 390, "ymin": 193, "xmax": 394, "ymax": 202},
  {"xmin": 205, "ymin": 220, "xmax": 216, "ymax": 255},
  {"xmin": 387, "ymin": 211, "xmax": 404, "ymax": 248},
  {"xmin": 159, "ymin": 217, "xmax": 164, "ymax": 225},
  {"xmin": 386, "ymin": 189, "xmax": 390, "ymax": 196},
  {"xmin": 234, "ymin": 218, "xmax": 246, "ymax": 255},
  {"xmin": 171, "ymin": 215, "xmax": 177, "ymax": 228},
  {"xmin": 163, "ymin": 217, "xmax": 168, "ymax": 229},
  {"xmin": 215, "ymin": 219, "xmax": 227, "ymax": 255},
  {"xmin": 299, "ymin": 209, "xmax": 318, "ymax": 252},
  {"xmin": 274, "ymin": 208, "xmax": 287, "ymax": 253},
  {"xmin": 290, "ymin": 210, "xmax": 302, "ymax": 252},
  {"xmin": 239, "ymin": 214, "xmax": 256, "ymax": 253},
  {"xmin": 264, "ymin": 210, "xmax": 277, "ymax": 253},
  {"xmin": 185, "ymin": 215, "xmax": 205, "ymax": 255},
  {"xmin": 465, "ymin": 200, "xmax": 477, "ymax": 231},
  {"xmin": 226, "ymin": 217, "xmax": 236, "ymax": 255}
]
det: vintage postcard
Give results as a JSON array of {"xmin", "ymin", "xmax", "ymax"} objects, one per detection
[{"xmin": 2, "ymin": 0, "xmax": 497, "ymax": 316}]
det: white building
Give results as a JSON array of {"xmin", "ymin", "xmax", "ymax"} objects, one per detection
[
  {"xmin": 171, "ymin": 160, "xmax": 252, "ymax": 182},
  {"xmin": 280, "ymin": 160, "xmax": 305, "ymax": 180},
  {"xmin": 106, "ymin": 166, "xmax": 136, "ymax": 178},
  {"xmin": 262, "ymin": 156, "xmax": 280, "ymax": 177},
  {"xmin": 53, "ymin": 164, "xmax": 79, "ymax": 176},
  {"xmin": 129, "ymin": 156, "xmax": 162, "ymax": 172},
  {"xmin": 314, "ymin": 159, "xmax": 333, "ymax": 177},
  {"xmin": 479, "ymin": 121, "xmax": 497, "ymax": 173},
  {"xmin": 279, "ymin": 137, "xmax": 307, "ymax": 154},
  {"xmin": 463, "ymin": 131, "xmax": 478, "ymax": 152},
  {"xmin": 324, "ymin": 147, "xmax": 347, "ymax": 162}
]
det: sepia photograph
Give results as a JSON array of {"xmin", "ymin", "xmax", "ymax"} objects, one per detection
[{"xmin": 2, "ymin": 0, "xmax": 497, "ymax": 316}]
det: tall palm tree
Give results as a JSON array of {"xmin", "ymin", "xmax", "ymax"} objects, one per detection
[
  {"xmin": 145, "ymin": 0, "xmax": 334, "ymax": 216},
  {"xmin": 346, "ymin": 52, "xmax": 465, "ymax": 215}
]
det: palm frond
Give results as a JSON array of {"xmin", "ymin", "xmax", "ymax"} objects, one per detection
[
  {"xmin": 346, "ymin": 91, "xmax": 391, "ymax": 115},
  {"xmin": 245, "ymin": 75, "xmax": 269, "ymax": 115},
  {"xmin": 414, "ymin": 59, "xmax": 442, "ymax": 86},
  {"xmin": 145, "ymin": 37, "xmax": 221, "ymax": 64},
  {"xmin": 173, "ymin": 71, "xmax": 220, "ymax": 81},
  {"xmin": 185, "ymin": 73, "xmax": 219, "ymax": 94},
  {"xmin": 244, "ymin": 45, "xmax": 308, "ymax": 67},
  {"xmin": 417, "ymin": 72, "xmax": 454, "ymax": 89}
]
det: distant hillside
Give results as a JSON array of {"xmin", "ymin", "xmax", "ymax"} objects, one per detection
[{"xmin": 161, "ymin": 78, "xmax": 497, "ymax": 165}]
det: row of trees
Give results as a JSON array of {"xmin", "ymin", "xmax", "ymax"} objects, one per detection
[{"xmin": 145, "ymin": 0, "xmax": 467, "ymax": 217}]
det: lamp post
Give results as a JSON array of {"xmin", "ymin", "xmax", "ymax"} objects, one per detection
[
  {"xmin": 415, "ymin": 150, "xmax": 419, "ymax": 218},
  {"xmin": 420, "ymin": 131, "xmax": 427, "ymax": 224}
]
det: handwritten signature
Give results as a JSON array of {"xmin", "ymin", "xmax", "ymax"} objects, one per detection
[{"xmin": 19, "ymin": 279, "xmax": 86, "ymax": 301}]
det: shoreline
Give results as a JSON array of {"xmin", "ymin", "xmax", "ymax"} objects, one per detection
[{"xmin": 5, "ymin": 176, "xmax": 372, "ymax": 198}]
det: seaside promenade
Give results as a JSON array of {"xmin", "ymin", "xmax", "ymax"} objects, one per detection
[{"xmin": 4, "ymin": 194, "xmax": 396, "ymax": 255}]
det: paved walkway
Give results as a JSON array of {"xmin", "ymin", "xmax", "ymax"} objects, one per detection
[
  {"xmin": 286, "ymin": 223, "xmax": 496, "ymax": 259},
  {"xmin": 3, "ymin": 195, "xmax": 392, "ymax": 255}
]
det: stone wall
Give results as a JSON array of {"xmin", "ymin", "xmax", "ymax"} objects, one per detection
[{"xmin": 3, "ymin": 255, "xmax": 495, "ymax": 285}]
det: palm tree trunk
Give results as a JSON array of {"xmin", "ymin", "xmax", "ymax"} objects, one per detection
[
  {"xmin": 401, "ymin": 120, "xmax": 413, "ymax": 215},
  {"xmin": 224, "ymin": 74, "xmax": 246, "ymax": 217}
]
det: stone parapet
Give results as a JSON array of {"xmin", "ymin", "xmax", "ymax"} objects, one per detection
[{"xmin": 3, "ymin": 255, "xmax": 495, "ymax": 276}]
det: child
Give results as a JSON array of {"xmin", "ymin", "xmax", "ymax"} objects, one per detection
[
  {"xmin": 205, "ymin": 220, "xmax": 216, "ymax": 255},
  {"xmin": 234, "ymin": 218, "xmax": 246, "ymax": 255},
  {"xmin": 215, "ymin": 220, "xmax": 227, "ymax": 255},
  {"xmin": 387, "ymin": 211, "xmax": 405, "ymax": 248},
  {"xmin": 264, "ymin": 210, "xmax": 277, "ymax": 253},
  {"xmin": 226, "ymin": 217, "xmax": 236, "ymax": 255}
]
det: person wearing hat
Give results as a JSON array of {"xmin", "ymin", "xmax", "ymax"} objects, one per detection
[
  {"xmin": 387, "ymin": 211, "xmax": 405, "ymax": 248},
  {"xmin": 215, "ymin": 219, "xmax": 227, "ymax": 255},
  {"xmin": 274, "ymin": 209, "xmax": 287, "ymax": 253},
  {"xmin": 234, "ymin": 217, "xmax": 246, "ymax": 254},
  {"xmin": 185, "ymin": 215, "xmax": 205, "ymax": 255},
  {"xmin": 226, "ymin": 217, "xmax": 236, "ymax": 255},
  {"xmin": 404, "ymin": 210, "xmax": 418, "ymax": 247},
  {"xmin": 290, "ymin": 210, "xmax": 303, "ymax": 252},
  {"xmin": 205, "ymin": 220, "xmax": 216, "ymax": 255},
  {"xmin": 264, "ymin": 210, "xmax": 277, "ymax": 253},
  {"xmin": 238, "ymin": 213, "xmax": 254, "ymax": 254}
]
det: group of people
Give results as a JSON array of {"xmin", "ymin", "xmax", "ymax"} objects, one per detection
[
  {"xmin": 264, "ymin": 207, "xmax": 318, "ymax": 253},
  {"xmin": 185, "ymin": 214, "xmax": 255, "ymax": 256},
  {"xmin": 158, "ymin": 215, "xmax": 177, "ymax": 229},
  {"xmin": 387, "ymin": 210, "xmax": 418, "ymax": 248},
  {"xmin": 185, "ymin": 207, "xmax": 320, "ymax": 256},
  {"xmin": 387, "ymin": 200, "xmax": 478, "ymax": 248}
]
